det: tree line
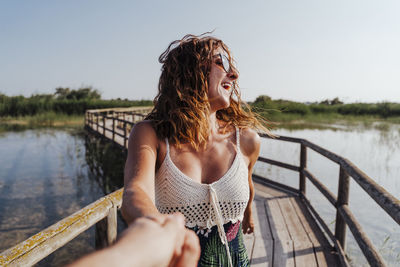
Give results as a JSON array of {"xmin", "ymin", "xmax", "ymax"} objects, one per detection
[
  {"xmin": 1, "ymin": 88, "xmax": 399, "ymax": 118},
  {"xmin": 250, "ymin": 95, "xmax": 400, "ymax": 118},
  {"xmin": 0, "ymin": 87, "xmax": 152, "ymax": 116}
]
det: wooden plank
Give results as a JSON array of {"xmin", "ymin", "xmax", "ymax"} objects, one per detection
[
  {"xmin": 254, "ymin": 183, "xmax": 342, "ymax": 267},
  {"xmin": 289, "ymin": 197, "xmax": 339, "ymax": 267},
  {"xmin": 258, "ymin": 185, "xmax": 295, "ymax": 267},
  {"xmin": 247, "ymin": 196, "xmax": 273, "ymax": 266},
  {"xmin": 278, "ymin": 196, "xmax": 318, "ymax": 267}
]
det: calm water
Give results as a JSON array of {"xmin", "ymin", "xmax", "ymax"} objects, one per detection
[
  {"xmin": 253, "ymin": 124, "xmax": 400, "ymax": 266},
  {"xmin": 0, "ymin": 128, "xmax": 126, "ymax": 266},
  {"xmin": 0, "ymin": 125, "xmax": 399, "ymax": 266}
]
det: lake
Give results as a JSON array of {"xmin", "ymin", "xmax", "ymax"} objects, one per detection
[
  {"xmin": 0, "ymin": 128, "xmax": 126, "ymax": 266},
  {"xmin": 0, "ymin": 125, "xmax": 399, "ymax": 266}
]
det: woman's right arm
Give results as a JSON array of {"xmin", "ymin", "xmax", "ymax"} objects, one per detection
[{"xmin": 121, "ymin": 121, "xmax": 162, "ymax": 224}]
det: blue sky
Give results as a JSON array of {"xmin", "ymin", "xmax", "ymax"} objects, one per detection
[{"xmin": 1, "ymin": 0, "xmax": 399, "ymax": 103}]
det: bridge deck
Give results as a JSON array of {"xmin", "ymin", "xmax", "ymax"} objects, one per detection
[{"xmin": 245, "ymin": 183, "xmax": 339, "ymax": 266}]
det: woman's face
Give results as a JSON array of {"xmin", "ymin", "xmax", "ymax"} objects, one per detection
[{"xmin": 207, "ymin": 47, "xmax": 238, "ymax": 111}]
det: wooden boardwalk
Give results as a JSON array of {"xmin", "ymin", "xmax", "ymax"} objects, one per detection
[{"xmin": 243, "ymin": 183, "xmax": 339, "ymax": 266}]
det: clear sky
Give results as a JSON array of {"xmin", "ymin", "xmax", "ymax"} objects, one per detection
[{"xmin": 1, "ymin": 0, "xmax": 399, "ymax": 103}]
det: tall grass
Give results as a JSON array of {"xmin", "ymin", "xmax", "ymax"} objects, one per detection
[
  {"xmin": 0, "ymin": 92, "xmax": 152, "ymax": 117},
  {"xmin": 250, "ymin": 95, "xmax": 400, "ymax": 119}
]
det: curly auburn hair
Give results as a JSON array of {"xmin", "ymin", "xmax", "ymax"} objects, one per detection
[{"xmin": 146, "ymin": 33, "xmax": 270, "ymax": 150}]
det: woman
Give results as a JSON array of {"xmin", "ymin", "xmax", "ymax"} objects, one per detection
[{"xmin": 121, "ymin": 34, "xmax": 267, "ymax": 267}]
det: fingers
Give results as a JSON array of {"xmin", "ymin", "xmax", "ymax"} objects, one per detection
[
  {"xmin": 175, "ymin": 230, "xmax": 201, "ymax": 267},
  {"xmin": 162, "ymin": 213, "xmax": 186, "ymax": 257},
  {"xmin": 242, "ymin": 223, "xmax": 254, "ymax": 234}
]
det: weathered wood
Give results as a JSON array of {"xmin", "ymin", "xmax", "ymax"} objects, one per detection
[
  {"xmin": 258, "ymin": 156, "xmax": 300, "ymax": 172},
  {"xmin": 248, "ymin": 197, "xmax": 273, "ymax": 266},
  {"xmin": 255, "ymin": 184, "xmax": 295, "ymax": 267},
  {"xmin": 299, "ymin": 144, "xmax": 307, "ymax": 196},
  {"xmin": 301, "ymin": 197, "xmax": 349, "ymax": 267},
  {"xmin": 278, "ymin": 195, "xmax": 317, "ymax": 267},
  {"xmin": 96, "ymin": 113, "xmax": 99, "ymax": 131},
  {"xmin": 123, "ymin": 121, "xmax": 127, "ymax": 148},
  {"xmin": 335, "ymin": 167, "xmax": 350, "ymax": 250},
  {"xmin": 107, "ymin": 205, "xmax": 117, "ymax": 244},
  {"xmin": 340, "ymin": 158, "xmax": 400, "ymax": 225},
  {"xmin": 102, "ymin": 114, "xmax": 106, "ymax": 135},
  {"xmin": 253, "ymin": 174, "xmax": 299, "ymax": 196},
  {"xmin": 95, "ymin": 204, "xmax": 118, "ymax": 249},
  {"xmin": 338, "ymin": 205, "xmax": 386, "ymax": 266},
  {"xmin": 289, "ymin": 197, "xmax": 339, "ymax": 267},
  {"xmin": 112, "ymin": 116, "xmax": 115, "ymax": 141},
  {"xmin": 303, "ymin": 169, "xmax": 337, "ymax": 206},
  {"xmin": 0, "ymin": 189, "xmax": 123, "ymax": 267},
  {"xmin": 261, "ymin": 134, "xmax": 400, "ymax": 226}
]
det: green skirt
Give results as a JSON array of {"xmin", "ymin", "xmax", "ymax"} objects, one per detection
[{"xmin": 189, "ymin": 221, "xmax": 250, "ymax": 267}]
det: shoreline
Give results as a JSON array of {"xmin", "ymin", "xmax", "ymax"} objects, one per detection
[{"xmin": 1, "ymin": 113, "xmax": 399, "ymax": 132}]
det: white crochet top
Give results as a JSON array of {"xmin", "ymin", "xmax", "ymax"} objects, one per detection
[{"xmin": 155, "ymin": 127, "xmax": 249, "ymax": 267}]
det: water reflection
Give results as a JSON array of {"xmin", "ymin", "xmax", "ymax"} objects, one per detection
[{"xmin": 0, "ymin": 128, "xmax": 127, "ymax": 266}]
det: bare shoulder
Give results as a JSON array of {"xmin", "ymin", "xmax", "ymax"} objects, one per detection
[
  {"xmin": 239, "ymin": 127, "xmax": 261, "ymax": 158},
  {"xmin": 128, "ymin": 120, "xmax": 159, "ymax": 149}
]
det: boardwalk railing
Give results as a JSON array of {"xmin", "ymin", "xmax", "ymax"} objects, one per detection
[
  {"xmin": 0, "ymin": 189, "xmax": 123, "ymax": 267},
  {"xmin": 254, "ymin": 134, "xmax": 400, "ymax": 267},
  {"xmin": 85, "ymin": 106, "xmax": 152, "ymax": 148}
]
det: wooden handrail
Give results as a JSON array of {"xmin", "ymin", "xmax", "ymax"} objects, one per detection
[
  {"xmin": 0, "ymin": 189, "xmax": 123, "ymax": 267},
  {"xmin": 257, "ymin": 133, "xmax": 399, "ymax": 266},
  {"xmin": 260, "ymin": 133, "xmax": 400, "ymax": 226}
]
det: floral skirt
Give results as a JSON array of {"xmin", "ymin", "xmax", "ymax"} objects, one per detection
[{"xmin": 189, "ymin": 221, "xmax": 250, "ymax": 267}]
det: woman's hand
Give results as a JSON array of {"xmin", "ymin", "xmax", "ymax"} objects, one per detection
[{"xmin": 242, "ymin": 207, "xmax": 254, "ymax": 234}]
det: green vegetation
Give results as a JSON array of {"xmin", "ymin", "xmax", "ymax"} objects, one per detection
[
  {"xmin": 0, "ymin": 87, "xmax": 152, "ymax": 129},
  {"xmin": 249, "ymin": 95, "xmax": 400, "ymax": 128},
  {"xmin": 2, "ymin": 87, "xmax": 400, "ymax": 130},
  {"xmin": 0, "ymin": 87, "xmax": 152, "ymax": 117}
]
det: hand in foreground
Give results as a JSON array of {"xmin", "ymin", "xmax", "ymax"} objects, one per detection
[
  {"xmin": 69, "ymin": 213, "xmax": 200, "ymax": 267},
  {"xmin": 242, "ymin": 208, "xmax": 255, "ymax": 234}
]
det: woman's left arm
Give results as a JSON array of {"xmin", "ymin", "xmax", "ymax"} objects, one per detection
[{"xmin": 240, "ymin": 128, "xmax": 261, "ymax": 234}]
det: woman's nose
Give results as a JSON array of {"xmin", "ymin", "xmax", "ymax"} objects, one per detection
[{"xmin": 227, "ymin": 69, "xmax": 238, "ymax": 81}]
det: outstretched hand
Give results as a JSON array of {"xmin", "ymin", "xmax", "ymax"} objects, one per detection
[
  {"xmin": 116, "ymin": 213, "xmax": 200, "ymax": 267},
  {"xmin": 69, "ymin": 213, "xmax": 200, "ymax": 267}
]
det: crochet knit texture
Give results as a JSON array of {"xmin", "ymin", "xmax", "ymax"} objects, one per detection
[{"xmin": 155, "ymin": 128, "xmax": 249, "ymax": 231}]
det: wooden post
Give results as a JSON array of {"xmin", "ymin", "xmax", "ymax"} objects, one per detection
[
  {"xmin": 102, "ymin": 113, "xmax": 106, "ymax": 135},
  {"xmin": 123, "ymin": 121, "xmax": 127, "ymax": 148},
  {"xmin": 335, "ymin": 166, "xmax": 350, "ymax": 250},
  {"xmin": 299, "ymin": 144, "xmax": 307, "ymax": 196},
  {"xmin": 107, "ymin": 205, "xmax": 117, "ymax": 244},
  {"xmin": 112, "ymin": 115, "xmax": 115, "ymax": 142},
  {"xmin": 96, "ymin": 113, "xmax": 99, "ymax": 131},
  {"xmin": 95, "ymin": 205, "xmax": 118, "ymax": 249}
]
